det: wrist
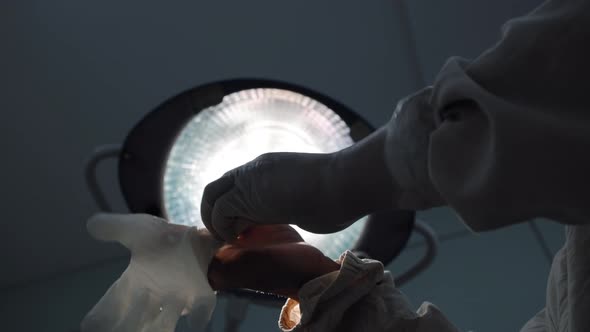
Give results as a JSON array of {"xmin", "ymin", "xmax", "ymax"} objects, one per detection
[
  {"xmin": 385, "ymin": 88, "xmax": 445, "ymax": 209},
  {"xmin": 329, "ymin": 127, "xmax": 398, "ymax": 214}
]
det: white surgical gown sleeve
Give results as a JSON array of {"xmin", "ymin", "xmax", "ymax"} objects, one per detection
[
  {"xmin": 275, "ymin": 0, "xmax": 590, "ymax": 331},
  {"xmin": 387, "ymin": 0, "xmax": 590, "ymax": 230}
]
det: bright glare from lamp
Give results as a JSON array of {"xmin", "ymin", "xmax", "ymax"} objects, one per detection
[{"xmin": 163, "ymin": 88, "xmax": 366, "ymax": 259}]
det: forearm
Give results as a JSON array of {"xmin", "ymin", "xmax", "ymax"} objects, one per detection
[
  {"xmin": 328, "ymin": 127, "xmax": 400, "ymax": 215},
  {"xmin": 344, "ymin": 0, "xmax": 590, "ymax": 229}
]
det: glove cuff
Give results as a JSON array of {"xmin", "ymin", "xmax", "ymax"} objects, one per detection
[{"xmin": 329, "ymin": 127, "xmax": 400, "ymax": 215}]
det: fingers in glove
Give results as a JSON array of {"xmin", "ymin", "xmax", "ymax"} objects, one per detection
[
  {"xmin": 201, "ymin": 174, "xmax": 235, "ymax": 240},
  {"xmin": 143, "ymin": 296, "xmax": 185, "ymax": 332},
  {"xmin": 112, "ymin": 291, "xmax": 160, "ymax": 332},
  {"xmin": 87, "ymin": 213, "xmax": 169, "ymax": 251},
  {"xmin": 209, "ymin": 188, "xmax": 253, "ymax": 242},
  {"xmin": 81, "ymin": 274, "xmax": 133, "ymax": 332}
]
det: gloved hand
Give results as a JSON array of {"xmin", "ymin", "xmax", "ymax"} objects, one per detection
[
  {"xmin": 201, "ymin": 129, "xmax": 398, "ymax": 242},
  {"xmin": 81, "ymin": 213, "xmax": 222, "ymax": 332},
  {"xmin": 208, "ymin": 224, "xmax": 340, "ymax": 300}
]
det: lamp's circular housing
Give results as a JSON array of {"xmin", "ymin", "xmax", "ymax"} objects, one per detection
[
  {"xmin": 163, "ymin": 88, "xmax": 365, "ymax": 258},
  {"xmin": 119, "ymin": 79, "xmax": 414, "ymax": 264}
]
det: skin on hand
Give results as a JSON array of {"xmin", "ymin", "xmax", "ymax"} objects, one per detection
[{"xmin": 204, "ymin": 224, "xmax": 340, "ymax": 300}]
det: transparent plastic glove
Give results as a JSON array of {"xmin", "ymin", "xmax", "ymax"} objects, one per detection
[
  {"xmin": 201, "ymin": 129, "xmax": 397, "ymax": 242},
  {"xmin": 81, "ymin": 213, "xmax": 221, "ymax": 332}
]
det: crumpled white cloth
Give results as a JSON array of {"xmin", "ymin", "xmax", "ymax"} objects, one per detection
[
  {"xmin": 278, "ymin": 250, "xmax": 460, "ymax": 332},
  {"xmin": 81, "ymin": 213, "xmax": 220, "ymax": 332},
  {"xmin": 278, "ymin": 225, "xmax": 590, "ymax": 332}
]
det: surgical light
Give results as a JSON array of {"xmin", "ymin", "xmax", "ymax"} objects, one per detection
[{"xmin": 162, "ymin": 88, "xmax": 364, "ymax": 258}]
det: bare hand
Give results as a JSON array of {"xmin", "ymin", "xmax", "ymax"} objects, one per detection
[{"xmin": 207, "ymin": 224, "xmax": 340, "ymax": 299}]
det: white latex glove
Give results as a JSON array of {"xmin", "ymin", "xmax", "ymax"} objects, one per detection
[
  {"xmin": 201, "ymin": 129, "xmax": 398, "ymax": 242},
  {"xmin": 81, "ymin": 213, "xmax": 221, "ymax": 332}
]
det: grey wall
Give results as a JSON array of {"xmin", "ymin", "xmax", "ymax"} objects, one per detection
[{"xmin": 0, "ymin": 0, "xmax": 544, "ymax": 331}]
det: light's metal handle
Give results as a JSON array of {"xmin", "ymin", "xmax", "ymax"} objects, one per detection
[{"xmin": 85, "ymin": 144, "xmax": 122, "ymax": 212}]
